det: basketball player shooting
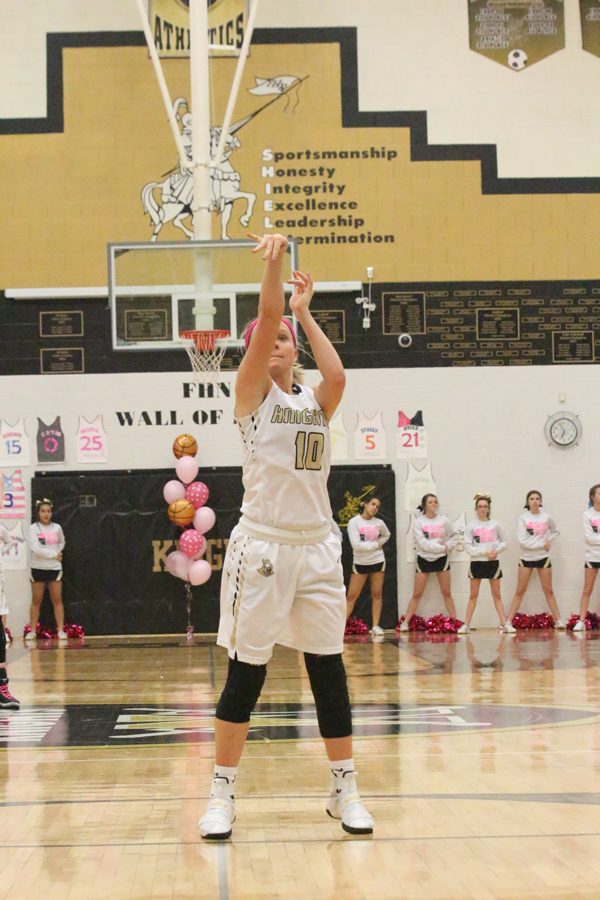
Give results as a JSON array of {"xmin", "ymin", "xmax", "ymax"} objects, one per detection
[{"xmin": 199, "ymin": 232, "xmax": 374, "ymax": 840}]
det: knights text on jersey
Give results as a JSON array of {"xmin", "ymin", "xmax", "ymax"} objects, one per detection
[{"xmin": 237, "ymin": 382, "xmax": 333, "ymax": 530}]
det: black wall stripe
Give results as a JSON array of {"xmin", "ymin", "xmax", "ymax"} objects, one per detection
[{"xmin": 1, "ymin": 26, "xmax": 598, "ymax": 195}]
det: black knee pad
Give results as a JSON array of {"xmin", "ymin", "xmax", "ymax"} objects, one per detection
[
  {"xmin": 304, "ymin": 652, "xmax": 352, "ymax": 739},
  {"xmin": 0, "ymin": 619, "xmax": 5, "ymax": 666},
  {"xmin": 215, "ymin": 656, "xmax": 267, "ymax": 724}
]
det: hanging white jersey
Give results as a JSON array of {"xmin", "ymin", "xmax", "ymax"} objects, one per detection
[
  {"xmin": 405, "ymin": 512, "xmax": 417, "ymax": 562},
  {"xmin": 396, "ymin": 410, "xmax": 428, "ymax": 460},
  {"xmin": 76, "ymin": 415, "xmax": 108, "ymax": 464},
  {"xmin": 238, "ymin": 382, "xmax": 332, "ymax": 531},
  {"xmin": 353, "ymin": 411, "xmax": 386, "ymax": 460},
  {"xmin": 1, "ymin": 469, "xmax": 26, "ymax": 519},
  {"xmin": 404, "ymin": 461, "xmax": 436, "ymax": 512},
  {"xmin": 449, "ymin": 513, "xmax": 469, "ymax": 562},
  {"xmin": 0, "ymin": 418, "xmax": 30, "ymax": 467},
  {"xmin": 329, "ymin": 412, "xmax": 348, "ymax": 461},
  {"xmin": 36, "ymin": 416, "xmax": 65, "ymax": 464},
  {"xmin": 0, "ymin": 521, "xmax": 26, "ymax": 570}
]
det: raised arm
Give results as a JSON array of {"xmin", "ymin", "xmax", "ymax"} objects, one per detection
[
  {"xmin": 235, "ymin": 233, "xmax": 289, "ymax": 418},
  {"xmin": 289, "ymin": 272, "xmax": 346, "ymax": 421}
]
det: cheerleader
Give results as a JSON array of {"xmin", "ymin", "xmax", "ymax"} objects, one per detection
[
  {"xmin": 0, "ymin": 524, "xmax": 24, "ymax": 645},
  {"xmin": 345, "ymin": 496, "xmax": 391, "ymax": 635},
  {"xmin": 399, "ymin": 493, "xmax": 459, "ymax": 631},
  {"xmin": 573, "ymin": 483, "xmax": 600, "ymax": 632},
  {"xmin": 27, "ymin": 499, "xmax": 67, "ymax": 640},
  {"xmin": 0, "ymin": 525, "xmax": 20, "ymax": 708},
  {"xmin": 459, "ymin": 493, "xmax": 507, "ymax": 634},
  {"xmin": 504, "ymin": 490, "xmax": 563, "ymax": 634}
]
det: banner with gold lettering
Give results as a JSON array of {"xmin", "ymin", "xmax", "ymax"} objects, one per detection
[
  {"xmin": 150, "ymin": 0, "xmax": 247, "ymax": 58},
  {"xmin": 580, "ymin": 1, "xmax": 600, "ymax": 57},
  {"xmin": 468, "ymin": 0, "xmax": 565, "ymax": 71}
]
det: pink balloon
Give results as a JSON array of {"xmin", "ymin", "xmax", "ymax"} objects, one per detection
[
  {"xmin": 165, "ymin": 550, "xmax": 190, "ymax": 581},
  {"xmin": 179, "ymin": 529, "xmax": 206, "ymax": 559},
  {"xmin": 193, "ymin": 506, "xmax": 216, "ymax": 534},
  {"xmin": 185, "ymin": 481, "xmax": 210, "ymax": 509},
  {"xmin": 175, "ymin": 456, "xmax": 199, "ymax": 485},
  {"xmin": 163, "ymin": 480, "xmax": 186, "ymax": 504},
  {"xmin": 192, "ymin": 536, "xmax": 207, "ymax": 560},
  {"xmin": 189, "ymin": 559, "xmax": 212, "ymax": 586}
]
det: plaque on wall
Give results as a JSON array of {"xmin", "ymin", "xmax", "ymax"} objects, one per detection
[
  {"xmin": 40, "ymin": 347, "xmax": 85, "ymax": 374},
  {"xmin": 476, "ymin": 308, "xmax": 520, "ymax": 341},
  {"xmin": 552, "ymin": 331, "xmax": 595, "ymax": 363},
  {"xmin": 382, "ymin": 292, "xmax": 426, "ymax": 335},
  {"xmin": 39, "ymin": 310, "xmax": 84, "ymax": 337},
  {"xmin": 310, "ymin": 310, "xmax": 346, "ymax": 344},
  {"xmin": 124, "ymin": 309, "xmax": 169, "ymax": 341}
]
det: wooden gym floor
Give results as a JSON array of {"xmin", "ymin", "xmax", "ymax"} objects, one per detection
[{"xmin": 1, "ymin": 629, "xmax": 600, "ymax": 899}]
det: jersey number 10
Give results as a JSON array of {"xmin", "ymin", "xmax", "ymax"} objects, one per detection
[{"xmin": 295, "ymin": 431, "xmax": 325, "ymax": 471}]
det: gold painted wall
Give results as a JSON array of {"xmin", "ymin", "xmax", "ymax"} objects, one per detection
[{"xmin": 2, "ymin": 38, "xmax": 600, "ymax": 288}]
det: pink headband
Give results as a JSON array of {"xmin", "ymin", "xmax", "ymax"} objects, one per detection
[{"xmin": 243, "ymin": 317, "xmax": 297, "ymax": 350}]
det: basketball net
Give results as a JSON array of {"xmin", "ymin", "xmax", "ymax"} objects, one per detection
[{"xmin": 180, "ymin": 329, "xmax": 230, "ymax": 380}]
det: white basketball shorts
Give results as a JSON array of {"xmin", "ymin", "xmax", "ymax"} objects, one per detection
[{"xmin": 217, "ymin": 516, "xmax": 347, "ymax": 665}]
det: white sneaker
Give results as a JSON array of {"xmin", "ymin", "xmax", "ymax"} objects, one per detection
[
  {"xmin": 457, "ymin": 623, "xmax": 470, "ymax": 635},
  {"xmin": 555, "ymin": 619, "xmax": 566, "ymax": 630},
  {"xmin": 199, "ymin": 781, "xmax": 235, "ymax": 840},
  {"xmin": 399, "ymin": 620, "xmax": 409, "ymax": 633},
  {"xmin": 573, "ymin": 619, "xmax": 586, "ymax": 633},
  {"xmin": 327, "ymin": 781, "xmax": 374, "ymax": 835},
  {"xmin": 24, "ymin": 630, "xmax": 36, "ymax": 641},
  {"xmin": 370, "ymin": 625, "xmax": 384, "ymax": 636},
  {"xmin": 503, "ymin": 621, "xmax": 516, "ymax": 634},
  {"xmin": 57, "ymin": 630, "xmax": 68, "ymax": 640}
]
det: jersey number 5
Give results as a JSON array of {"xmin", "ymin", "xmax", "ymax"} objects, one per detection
[{"xmin": 295, "ymin": 431, "xmax": 325, "ymax": 471}]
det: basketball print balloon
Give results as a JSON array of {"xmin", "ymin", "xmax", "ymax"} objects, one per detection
[
  {"xmin": 172, "ymin": 434, "xmax": 198, "ymax": 459},
  {"xmin": 167, "ymin": 498, "xmax": 196, "ymax": 527}
]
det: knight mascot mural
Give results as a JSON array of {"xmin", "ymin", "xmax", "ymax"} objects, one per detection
[{"xmin": 141, "ymin": 76, "xmax": 305, "ymax": 240}]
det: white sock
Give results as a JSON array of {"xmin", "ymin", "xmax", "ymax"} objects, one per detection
[
  {"xmin": 211, "ymin": 764, "xmax": 237, "ymax": 797},
  {"xmin": 330, "ymin": 758, "xmax": 356, "ymax": 790}
]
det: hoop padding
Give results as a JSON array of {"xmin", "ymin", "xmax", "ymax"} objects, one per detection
[{"xmin": 180, "ymin": 329, "xmax": 231, "ymax": 377}]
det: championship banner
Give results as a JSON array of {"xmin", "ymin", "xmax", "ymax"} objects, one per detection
[
  {"xmin": 468, "ymin": 0, "xmax": 565, "ymax": 71},
  {"xmin": 580, "ymin": 1, "xmax": 600, "ymax": 57},
  {"xmin": 32, "ymin": 465, "xmax": 396, "ymax": 635},
  {"xmin": 150, "ymin": 0, "xmax": 247, "ymax": 58}
]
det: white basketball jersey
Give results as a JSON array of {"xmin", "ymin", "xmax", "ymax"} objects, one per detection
[
  {"xmin": 354, "ymin": 411, "xmax": 386, "ymax": 460},
  {"xmin": 0, "ymin": 522, "xmax": 26, "ymax": 570},
  {"xmin": 405, "ymin": 512, "xmax": 417, "ymax": 562},
  {"xmin": 0, "ymin": 418, "xmax": 30, "ymax": 467},
  {"xmin": 1, "ymin": 469, "xmax": 26, "ymax": 519},
  {"xmin": 76, "ymin": 415, "xmax": 108, "ymax": 463},
  {"xmin": 404, "ymin": 461, "xmax": 436, "ymax": 512},
  {"xmin": 238, "ymin": 382, "xmax": 332, "ymax": 530},
  {"xmin": 329, "ymin": 412, "xmax": 348, "ymax": 461},
  {"xmin": 450, "ymin": 512, "xmax": 468, "ymax": 562},
  {"xmin": 396, "ymin": 410, "xmax": 428, "ymax": 460}
]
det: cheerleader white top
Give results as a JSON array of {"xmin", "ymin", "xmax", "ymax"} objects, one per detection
[
  {"xmin": 29, "ymin": 522, "xmax": 65, "ymax": 571},
  {"xmin": 464, "ymin": 518, "xmax": 507, "ymax": 561},
  {"xmin": 517, "ymin": 510, "xmax": 559, "ymax": 562},
  {"xmin": 413, "ymin": 513, "xmax": 459, "ymax": 562},
  {"xmin": 347, "ymin": 514, "xmax": 391, "ymax": 566},
  {"xmin": 583, "ymin": 507, "xmax": 600, "ymax": 563}
]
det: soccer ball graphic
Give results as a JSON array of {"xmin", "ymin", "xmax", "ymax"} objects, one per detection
[{"xmin": 508, "ymin": 49, "xmax": 528, "ymax": 71}]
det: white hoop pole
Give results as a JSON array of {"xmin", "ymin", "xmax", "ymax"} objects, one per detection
[
  {"xmin": 211, "ymin": 0, "xmax": 260, "ymax": 172},
  {"xmin": 190, "ymin": 0, "xmax": 213, "ymax": 240},
  {"xmin": 134, "ymin": 0, "xmax": 189, "ymax": 171}
]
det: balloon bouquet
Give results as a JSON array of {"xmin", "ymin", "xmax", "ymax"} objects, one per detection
[{"xmin": 163, "ymin": 434, "xmax": 215, "ymax": 638}]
